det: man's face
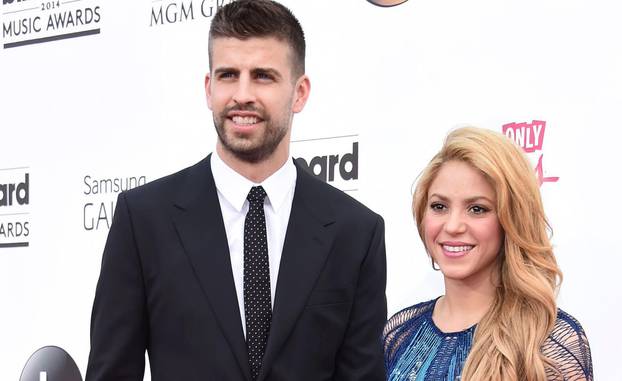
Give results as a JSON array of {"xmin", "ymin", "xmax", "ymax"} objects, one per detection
[{"xmin": 205, "ymin": 37, "xmax": 309, "ymax": 163}]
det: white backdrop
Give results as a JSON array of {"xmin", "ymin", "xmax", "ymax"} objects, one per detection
[{"xmin": 1, "ymin": 0, "xmax": 621, "ymax": 379}]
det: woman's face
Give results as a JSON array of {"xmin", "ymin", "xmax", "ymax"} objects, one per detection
[{"xmin": 423, "ymin": 160, "xmax": 503, "ymax": 284}]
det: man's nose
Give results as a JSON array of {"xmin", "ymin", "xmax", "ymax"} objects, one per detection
[{"xmin": 232, "ymin": 76, "xmax": 256, "ymax": 105}]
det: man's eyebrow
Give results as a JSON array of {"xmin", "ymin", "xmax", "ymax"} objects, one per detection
[
  {"xmin": 251, "ymin": 67, "xmax": 282, "ymax": 80},
  {"xmin": 213, "ymin": 67, "xmax": 239, "ymax": 76}
]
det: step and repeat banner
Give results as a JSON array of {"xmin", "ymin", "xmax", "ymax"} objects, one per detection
[{"xmin": 1, "ymin": 0, "xmax": 620, "ymax": 379}]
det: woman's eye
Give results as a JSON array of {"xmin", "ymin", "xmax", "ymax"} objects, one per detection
[
  {"xmin": 469, "ymin": 205, "xmax": 489, "ymax": 215},
  {"xmin": 430, "ymin": 202, "xmax": 446, "ymax": 212}
]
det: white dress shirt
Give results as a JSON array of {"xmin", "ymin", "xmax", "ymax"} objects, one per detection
[{"xmin": 211, "ymin": 152, "xmax": 297, "ymax": 337}]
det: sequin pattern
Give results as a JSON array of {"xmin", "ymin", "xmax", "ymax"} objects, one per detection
[{"xmin": 383, "ymin": 299, "xmax": 593, "ymax": 381}]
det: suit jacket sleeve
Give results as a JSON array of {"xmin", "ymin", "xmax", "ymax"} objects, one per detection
[
  {"xmin": 333, "ymin": 214, "xmax": 387, "ymax": 380},
  {"xmin": 86, "ymin": 192, "xmax": 147, "ymax": 381}
]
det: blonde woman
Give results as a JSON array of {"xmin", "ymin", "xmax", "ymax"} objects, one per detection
[{"xmin": 383, "ymin": 127, "xmax": 593, "ymax": 380}]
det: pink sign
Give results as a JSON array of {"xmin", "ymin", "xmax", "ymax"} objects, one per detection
[{"xmin": 502, "ymin": 120, "xmax": 559, "ymax": 187}]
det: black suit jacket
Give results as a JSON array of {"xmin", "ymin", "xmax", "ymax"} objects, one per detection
[{"xmin": 86, "ymin": 155, "xmax": 387, "ymax": 381}]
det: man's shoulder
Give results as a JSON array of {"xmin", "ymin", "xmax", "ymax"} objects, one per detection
[{"xmin": 123, "ymin": 156, "xmax": 211, "ymax": 206}]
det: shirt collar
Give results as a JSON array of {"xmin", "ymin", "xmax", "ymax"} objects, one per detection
[{"xmin": 211, "ymin": 151, "xmax": 297, "ymax": 213}]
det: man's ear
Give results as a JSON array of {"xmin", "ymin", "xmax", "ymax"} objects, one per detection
[
  {"xmin": 204, "ymin": 73, "xmax": 213, "ymax": 110},
  {"xmin": 292, "ymin": 75, "xmax": 311, "ymax": 114}
]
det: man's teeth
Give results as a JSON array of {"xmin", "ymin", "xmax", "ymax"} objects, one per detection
[
  {"xmin": 232, "ymin": 116, "xmax": 259, "ymax": 125},
  {"xmin": 443, "ymin": 245, "xmax": 474, "ymax": 252}
]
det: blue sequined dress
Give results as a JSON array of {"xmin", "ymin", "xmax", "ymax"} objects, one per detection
[{"xmin": 383, "ymin": 299, "xmax": 593, "ymax": 381}]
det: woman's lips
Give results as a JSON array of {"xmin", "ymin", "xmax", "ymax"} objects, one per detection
[{"xmin": 440, "ymin": 243, "xmax": 475, "ymax": 258}]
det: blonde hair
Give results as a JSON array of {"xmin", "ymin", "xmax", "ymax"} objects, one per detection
[{"xmin": 412, "ymin": 127, "xmax": 562, "ymax": 380}]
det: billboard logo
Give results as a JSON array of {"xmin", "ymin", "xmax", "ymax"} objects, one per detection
[
  {"xmin": 2, "ymin": 0, "xmax": 101, "ymax": 49},
  {"xmin": 0, "ymin": 167, "xmax": 31, "ymax": 249},
  {"xmin": 503, "ymin": 120, "xmax": 559, "ymax": 186},
  {"xmin": 0, "ymin": 173, "xmax": 29, "ymax": 207},
  {"xmin": 295, "ymin": 142, "xmax": 358, "ymax": 183},
  {"xmin": 292, "ymin": 135, "xmax": 359, "ymax": 192}
]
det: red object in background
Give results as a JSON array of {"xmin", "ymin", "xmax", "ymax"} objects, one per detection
[{"xmin": 503, "ymin": 120, "xmax": 559, "ymax": 187}]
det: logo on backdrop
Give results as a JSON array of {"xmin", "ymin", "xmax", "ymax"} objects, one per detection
[
  {"xmin": 367, "ymin": 0, "xmax": 409, "ymax": 7},
  {"xmin": 502, "ymin": 120, "xmax": 559, "ymax": 186},
  {"xmin": 150, "ymin": 0, "xmax": 235, "ymax": 27},
  {"xmin": 291, "ymin": 135, "xmax": 359, "ymax": 193},
  {"xmin": 0, "ymin": 166, "xmax": 30, "ymax": 249},
  {"xmin": 1, "ymin": 0, "xmax": 101, "ymax": 49},
  {"xmin": 82, "ymin": 174, "xmax": 146, "ymax": 231},
  {"xmin": 20, "ymin": 346, "xmax": 82, "ymax": 381}
]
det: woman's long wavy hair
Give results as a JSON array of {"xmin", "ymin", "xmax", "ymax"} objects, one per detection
[{"xmin": 413, "ymin": 127, "xmax": 562, "ymax": 380}]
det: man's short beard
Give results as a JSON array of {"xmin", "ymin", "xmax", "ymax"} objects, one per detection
[{"xmin": 213, "ymin": 113, "xmax": 289, "ymax": 164}]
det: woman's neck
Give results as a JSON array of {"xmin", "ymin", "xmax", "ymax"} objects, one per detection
[{"xmin": 432, "ymin": 275, "xmax": 496, "ymax": 333}]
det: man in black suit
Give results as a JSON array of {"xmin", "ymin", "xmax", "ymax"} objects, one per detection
[{"xmin": 86, "ymin": 1, "xmax": 387, "ymax": 380}]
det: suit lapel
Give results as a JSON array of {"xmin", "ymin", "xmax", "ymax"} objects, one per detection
[
  {"xmin": 258, "ymin": 163, "xmax": 336, "ymax": 381},
  {"xmin": 171, "ymin": 155, "xmax": 251, "ymax": 381}
]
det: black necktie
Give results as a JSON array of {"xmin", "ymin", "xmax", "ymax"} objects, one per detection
[{"xmin": 244, "ymin": 186, "xmax": 271, "ymax": 380}]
